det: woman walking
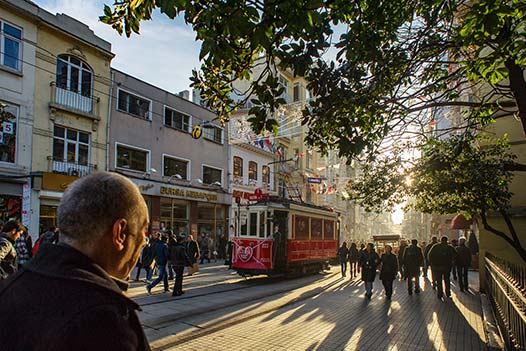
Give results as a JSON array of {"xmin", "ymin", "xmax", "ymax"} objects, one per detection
[
  {"xmin": 359, "ymin": 243, "xmax": 380, "ymax": 299},
  {"xmin": 349, "ymin": 242, "xmax": 360, "ymax": 278},
  {"xmin": 380, "ymin": 245, "xmax": 399, "ymax": 299},
  {"xmin": 337, "ymin": 242, "xmax": 350, "ymax": 277}
]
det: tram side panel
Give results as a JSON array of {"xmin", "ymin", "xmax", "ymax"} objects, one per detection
[{"xmin": 232, "ymin": 237, "xmax": 274, "ymax": 274}]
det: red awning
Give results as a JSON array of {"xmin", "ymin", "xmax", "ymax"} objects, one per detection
[{"xmin": 450, "ymin": 214, "xmax": 473, "ymax": 229}]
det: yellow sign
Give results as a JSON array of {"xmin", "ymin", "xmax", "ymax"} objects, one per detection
[
  {"xmin": 160, "ymin": 186, "xmax": 218, "ymax": 201},
  {"xmin": 191, "ymin": 125, "xmax": 202, "ymax": 139}
]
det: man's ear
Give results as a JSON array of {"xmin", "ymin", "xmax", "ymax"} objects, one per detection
[{"xmin": 112, "ymin": 218, "xmax": 128, "ymax": 251}]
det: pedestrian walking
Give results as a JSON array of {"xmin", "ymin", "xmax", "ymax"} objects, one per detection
[
  {"xmin": 170, "ymin": 234, "xmax": 191, "ymax": 296},
  {"xmin": 358, "ymin": 243, "xmax": 366, "ymax": 273},
  {"xmin": 0, "ymin": 220, "xmax": 24, "ymax": 280},
  {"xmin": 403, "ymin": 239, "xmax": 424, "ymax": 295},
  {"xmin": 451, "ymin": 238, "xmax": 459, "ymax": 280},
  {"xmin": 455, "ymin": 237, "xmax": 471, "ymax": 292},
  {"xmin": 186, "ymin": 234, "xmax": 200, "ymax": 275},
  {"xmin": 359, "ymin": 243, "xmax": 380, "ymax": 299},
  {"xmin": 166, "ymin": 231, "xmax": 176, "ymax": 280},
  {"xmin": 134, "ymin": 237, "xmax": 153, "ymax": 282},
  {"xmin": 349, "ymin": 242, "xmax": 360, "ymax": 278},
  {"xmin": 14, "ymin": 226, "xmax": 31, "ymax": 268},
  {"xmin": 337, "ymin": 242, "xmax": 349, "ymax": 277},
  {"xmin": 0, "ymin": 172, "xmax": 151, "ymax": 350},
  {"xmin": 199, "ymin": 233, "xmax": 210, "ymax": 264},
  {"xmin": 424, "ymin": 236, "xmax": 438, "ymax": 286},
  {"xmin": 146, "ymin": 235, "xmax": 170, "ymax": 294},
  {"xmin": 428, "ymin": 236, "xmax": 457, "ymax": 299},
  {"xmin": 398, "ymin": 240, "xmax": 408, "ymax": 280},
  {"xmin": 380, "ymin": 245, "xmax": 399, "ymax": 299}
]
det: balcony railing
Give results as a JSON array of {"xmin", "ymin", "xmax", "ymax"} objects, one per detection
[
  {"xmin": 485, "ymin": 253, "xmax": 526, "ymax": 350},
  {"xmin": 48, "ymin": 158, "xmax": 96, "ymax": 177},
  {"xmin": 49, "ymin": 82, "xmax": 99, "ymax": 117}
]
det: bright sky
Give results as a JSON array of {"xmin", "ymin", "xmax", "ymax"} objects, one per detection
[{"xmin": 34, "ymin": 0, "xmax": 202, "ymax": 94}]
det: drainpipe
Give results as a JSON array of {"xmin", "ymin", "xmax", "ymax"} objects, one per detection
[{"xmin": 105, "ymin": 69, "xmax": 114, "ymax": 172}]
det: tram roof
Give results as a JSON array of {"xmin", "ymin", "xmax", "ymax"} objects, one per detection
[{"xmin": 250, "ymin": 196, "xmax": 339, "ymax": 215}]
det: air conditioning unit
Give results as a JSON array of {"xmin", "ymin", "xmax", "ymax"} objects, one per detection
[{"xmin": 68, "ymin": 168, "xmax": 80, "ymax": 177}]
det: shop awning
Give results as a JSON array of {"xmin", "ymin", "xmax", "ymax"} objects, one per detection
[{"xmin": 450, "ymin": 214, "xmax": 473, "ymax": 229}]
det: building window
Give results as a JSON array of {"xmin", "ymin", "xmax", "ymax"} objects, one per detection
[
  {"xmin": 248, "ymin": 161, "xmax": 258, "ymax": 181},
  {"xmin": 56, "ymin": 55, "xmax": 92, "ymax": 97},
  {"xmin": 160, "ymin": 198, "xmax": 188, "ymax": 234},
  {"xmin": 117, "ymin": 89, "xmax": 151, "ymax": 120},
  {"xmin": 233, "ymin": 156, "xmax": 243, "ymax": 177},
  {"xmin": 279, "ymin": 74, "xmax": 289, "ymax": 90},
  {"xmin": 202, "ymin": 165, "xmax": 222, "ymax": 185},
  {"xmin": 0, "ymin": 103, "xmax": 17, "ymax": 163},
  {"xmin": 293, "ymin": 83, "xmax": 300, "ymax": 102},
  {"xmin": 164, "ymin": 107, "xmax": 190, "ymax": 132},
  {"xmin": 116, "ymin": 144, "xmax": 149, "ymax": 172},
  {"xmin": 203, "ymin": 125, "xmax": 223, "ymax": 144},
  {"xmin": 163, "ymin": 155, "xmax": 188, "ymax": 179},
  {"xmin": 262, "ymin": 165, "xmax": 270, "ymax": 184},
  {"xmin": 52, "ymin": 126, "xmax": 90, "ymax": 165},
  {"xmin": 0, "ymin": 21, "xmax": 22, "ymax": 71}
]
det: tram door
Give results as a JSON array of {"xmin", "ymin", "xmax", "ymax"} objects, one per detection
[{"xmin": 273, "ymin": 210, "xmax": 288, "ymax": 269}]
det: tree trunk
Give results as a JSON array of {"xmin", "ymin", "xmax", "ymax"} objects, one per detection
[
  {"xmin": 505, "ymin": 58, "xmax": 526, "ymax": 137},
  {"xmin": 480, "ymin": 210, "xmax": 526, "ymax": 263}
]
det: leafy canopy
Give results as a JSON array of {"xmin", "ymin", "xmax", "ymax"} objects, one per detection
[{"xmin": 101, "ymin": 0, "xmax": 526, "ymax": 160}]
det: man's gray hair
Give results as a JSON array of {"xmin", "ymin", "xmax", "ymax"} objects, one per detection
[{"xmin": 58, "ymin": 172, "xmax": 143, "ymax": 242}]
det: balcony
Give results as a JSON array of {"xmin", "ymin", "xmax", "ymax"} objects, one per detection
[
  {"xmin": 49, "ymin": 82, "xmax": 100, "ymax": 120},
  {"xmin": 48, "ymin": 157, "xmax": 96, "ymax": 178}
]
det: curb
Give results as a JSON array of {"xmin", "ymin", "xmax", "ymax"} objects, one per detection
[{"xmin": 480, "ymin": 293, "xmax": 506, "ymax": 350}]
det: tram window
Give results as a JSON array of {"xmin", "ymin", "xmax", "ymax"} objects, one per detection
[
  {"xmin": 241, "ymin": 221, "xmax": 247, "ymax": 236},
  {"xmin": 324, "ymin": 220, "xmax": 334, "ymax": 239},
  {"xmin": 259, "ymin": 212, "xmax": 265, "ymax": 238},
  {"xmin": 311, "ymin": 218, "xmax": 322, "ymax": 239},
  {"xmin": 249, "ymin": 213, "xmax": 258, "ymax": 236}
]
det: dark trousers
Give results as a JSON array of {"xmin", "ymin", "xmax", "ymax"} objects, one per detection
[
  {"xmin": 200, "ymin": 249, "xmax": 210, "ymax": 264},
  {"xmin": 382, "ymin": 279, "xmax": 394, "ymax": 298},
  {"xmin": 168, "ymin": 262, "xmax": 174, "ymax": 279},
  {"xmin": 435, "ymin": 269, "xmax": 451, "ymax": 297},
  {"xmin": 340, "ymin": 261, "xmax": 347, "ymax": 276},
  {"xmin": 135, "ymin": 266, "xmax": 151, "ymax": 281},
  {"xmin": 458, "ymin": 265, "xmax": 469, "ymax": 290},
  {"xmin": 350, "ymin": 261, "xmax": 358, "ymax": 277},
  {"xmin": 172, "ymin": 265, "xmax": 185, "ymax": 295},
  {"xmin": 148, "ymin": 264, "xmax": 168, "ymax": 291}
]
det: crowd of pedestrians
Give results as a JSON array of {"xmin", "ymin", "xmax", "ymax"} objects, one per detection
[{"xmin": 337, "ymin": 234, "xmax": 472, "ymax": 300}]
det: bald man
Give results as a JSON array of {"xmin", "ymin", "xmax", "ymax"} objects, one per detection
[{"xmin": 0, "ymin": 172, "xmax": 150, "ymax": 350}]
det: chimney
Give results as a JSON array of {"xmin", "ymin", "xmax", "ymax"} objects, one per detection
[{"xmin": 178, "ymin": 90, "xmax": 190, "ymax": 100}]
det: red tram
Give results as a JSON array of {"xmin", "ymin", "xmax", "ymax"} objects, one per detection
[{"xmin": 232, "ymin": 198, "xmax": 339, "ymax": 276}]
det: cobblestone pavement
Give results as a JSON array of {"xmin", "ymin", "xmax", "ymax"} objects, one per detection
[{"xmin": 163, "ymin": 272, "xmax": 487, "ymax": 351}]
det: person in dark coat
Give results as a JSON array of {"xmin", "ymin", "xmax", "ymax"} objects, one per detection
[
  {"xmin": 380, "ymin": 245, "xmax": 399, "ymax": 299},
  {"xmin": 186, "ymin": 234, "xmax": 200, "ymax": 275},
  {"xmin": 451, "ymin": 238, "xmax": 459, "ymax": 280},
  {"xmin": 455, "ymin": 237, "xmax": 472, "ymax": 292},
  {"xmin": 199, "ymin": 233, "xmax": 210, "ymax": 264},
  {"xmin": 348, "ymin": 242, "xmax": 360, "ymax": 278},
  {"xmin": 428, "ymin": 236, "xmax": 457, "ymax": 299},
  {"xmin": 337, "ymin": 242, "xmax": 350, "ymax": 277},
  {"xmin": 134, "ymin": 237, "xmax": 153, "ymax": 281},
  {"xmin": 359, "ymin": 243, "xmax": 380, "ymax": 299},
  {"xmin": 0, "ymin": 220, "xmax": 24, "ymax": 280},
  {"xmin": 403, "ymin": 239, "xmax": 424, "ymax": 295},
  {"xmin": 0, "ymin": 172, "xmax": 151, "ymax": 351},
  {"xmin": 170, "ymin": 234, "xmax": 191, "ymax": 296},
  {"xmin": 398, "ymin": 240, "xmax": 408, "ymax": 280},
  {"xmin": 146, "ymin": 235, "xmax": 169, "ymax": 294},
  {"xmin": 424, "ymin": 236, "xmax": 438, "ymax": 283}
]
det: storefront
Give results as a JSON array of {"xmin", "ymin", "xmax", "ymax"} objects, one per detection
[
  {"xmin": 131, "ymin": 178, "xmax": 231, "ymax": 246},
  {"xmin": 0, "ymin": 180, "xmax": 25, "ymax": 226}
]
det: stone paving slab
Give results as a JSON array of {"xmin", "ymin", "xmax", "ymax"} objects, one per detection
[{"xmin": 165, "ymin": 274, "xmax": 488, "ymax": 351}]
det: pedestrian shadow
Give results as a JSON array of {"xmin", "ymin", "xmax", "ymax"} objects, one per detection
[{"xmin": 254, "ymin": 276, "xmax": 486, "ymax": 350}]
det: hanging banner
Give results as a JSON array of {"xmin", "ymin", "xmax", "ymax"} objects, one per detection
[{"xmin": 22, "ymin": 182, "xmax": 31, "ymax": 227}]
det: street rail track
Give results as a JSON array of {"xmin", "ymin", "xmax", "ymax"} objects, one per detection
[{"xmin": 149, "ymin": 271, "xmax": 346, "ymax": 350}]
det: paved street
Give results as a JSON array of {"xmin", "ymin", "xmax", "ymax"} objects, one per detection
[{"xmin": 128, "ymin": 264, "xmax": 489, "ymax": 350}]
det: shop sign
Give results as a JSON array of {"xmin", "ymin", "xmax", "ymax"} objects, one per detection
[
  {"xmin": 160, "ymin": 186, "xmax": 218, "ymax": 202},
  {"xmin": 42, "ymin": 172, "xmax": 77, "ymax": 191},
  {"xmin": 307, "ymin": 177, "xmax": 322, "ymax": 184}
]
